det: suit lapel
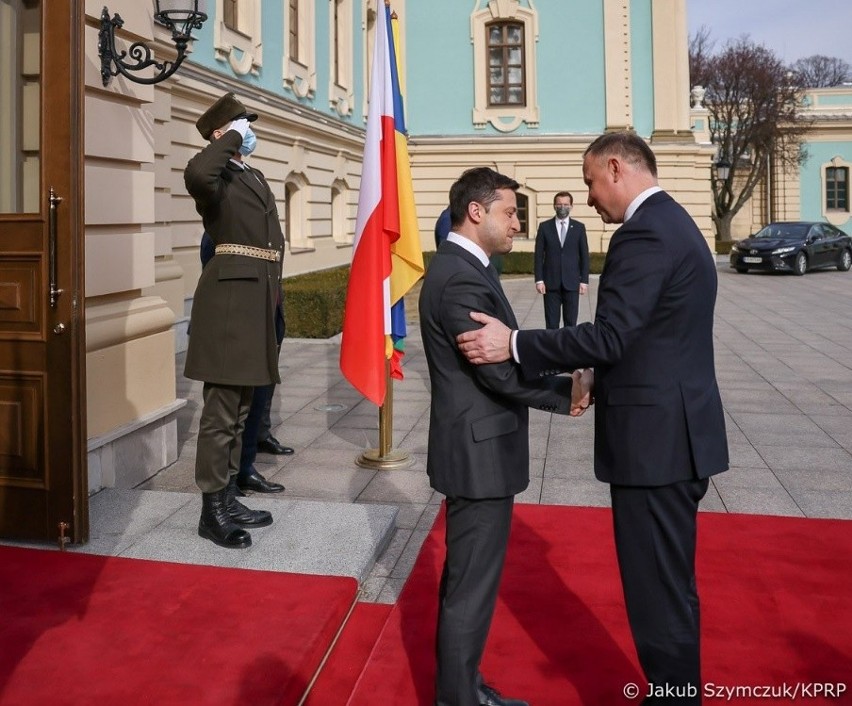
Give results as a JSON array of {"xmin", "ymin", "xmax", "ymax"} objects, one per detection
[{"xmin": 231, "ymin": 163, "xmax": 269, "ymax": 205}]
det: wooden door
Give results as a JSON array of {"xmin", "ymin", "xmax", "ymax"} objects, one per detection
[{"xmin": 0, "ymin": 0, "xmax": 87, "ymax": 544}]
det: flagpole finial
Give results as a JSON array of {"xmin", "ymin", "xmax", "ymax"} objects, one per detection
[{"xmin": 391, "ymin": 10, "xmax": 398, "ymax": 19}]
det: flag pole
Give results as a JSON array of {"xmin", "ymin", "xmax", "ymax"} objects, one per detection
[{"xmin": 356, "ymin": 361, "xmax": 413, "ymax": 470}]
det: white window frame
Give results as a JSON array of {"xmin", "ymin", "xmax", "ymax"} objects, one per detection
[
  {"xmin": 283, "ymin": 0, "xmax": 317, "ymax": 99},
  {"xmin": 330, "ymin": 179, "xmax": 351, "ymax": 244},
  {"xmin": 471, "ymin": 0, "xmax": 539, "ymax": 132},
  {"xmin": 329, "ymin": 0, "xmax": 354, "ymax": 116},
  {"xmin": 822, "ymin": 156, "xmax": 852, "ymax": 227},
  {"xmin": 213, "ymin": 0, "xmax": 263, "ymax": 76},
  {"xmin": 285, "ymin": 173, "xmax": 311, "ymax": 251}
]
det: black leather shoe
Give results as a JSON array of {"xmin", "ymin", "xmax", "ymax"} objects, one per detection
[
  {"xmin": 237, "ymin": 467, "xmax": 285, "ymax": 494},
  {"xmin": 198, "ymin": 489, "xmax": 252, "ymax": 549},
  {"xmin": 225, "ymin": 476, "xmax": 273, "ymax": 527},
  {"xmin": 257, "ymin": 435, "xmax": 295, "ymax": 455},
  {"xmin": 478, "ymin": 683, "xmax": 529, "ymax": 706}
]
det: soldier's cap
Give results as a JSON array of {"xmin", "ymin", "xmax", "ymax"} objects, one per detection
[{"xmin": 196, "ymin": 92, "xmax": 258, "ymax": 140}]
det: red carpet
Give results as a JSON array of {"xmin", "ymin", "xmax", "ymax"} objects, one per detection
[
  {"xmin": 0, "ymin": 547, "xmax": 357, "ymax": 706},
  {"xmin": 304, "ymin": 602, "xmax": 393, "ymax": 705},
  {"xmin": 347, "ymin": 506, "xmax": 852, "ymax": 705}
]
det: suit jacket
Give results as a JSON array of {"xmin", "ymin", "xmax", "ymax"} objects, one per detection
[
  {"xmin": 183, "ymin": 131, "xmax": 284, "ymax": 386},
  {"xmin": 419, "ymin": 241, "xmax": 574, "ymax": 498},
  {"xmin": 518, "ymin": 191, "xmax": 729, "ymax": 487},
  {"xmin": 534, "ymin": 217, "xmax": 590, "ymax": 291}
]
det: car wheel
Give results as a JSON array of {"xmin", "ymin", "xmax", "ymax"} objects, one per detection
[
  {"xmin": 793, "ymin": 252, "xmax": 807, "ymax": 276},
  {"xmin": 735, "ymin": 266, "xmax": 748, "ymax": 274},
  {"xmin": 838, "ymin": 249, "xmax": 852, "ymax": 272}
]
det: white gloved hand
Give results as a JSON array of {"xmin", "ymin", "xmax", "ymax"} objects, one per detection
[{"xmin": 227, "ymin": 117, "xmax": 250, "ymax": 138}]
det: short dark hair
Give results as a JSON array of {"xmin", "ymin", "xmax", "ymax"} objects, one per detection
[
  {"xmin": 449, "ymin": 167, "xmax": 520, "ymax": 229},
  {"xmin": 584, "ymin": 131, "xmax": 657, "ymax": 177},
  {"xmin": 553, "ymin": 191, "xmax": 573, "ymax": 206}
]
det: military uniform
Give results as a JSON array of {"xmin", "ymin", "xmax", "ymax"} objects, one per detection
[{"xmin": 184, "ymin": 93, "xmax": 284, "ymax": 548}]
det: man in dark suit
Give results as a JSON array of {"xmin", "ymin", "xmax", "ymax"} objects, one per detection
[
  {"xmin": 184, "ymin": 93, "xmax": 285, "ymax": 548},
  {"xmin": 420, "ymin": 167, "xmax": 592, "ymax": 706},
  {"xmin": 534, "ymin": 191, "xmax": 589, "ymax": 328},
  {"xmin": 457, "ymin": 133, "xmax": 729, "ymax": 704}
]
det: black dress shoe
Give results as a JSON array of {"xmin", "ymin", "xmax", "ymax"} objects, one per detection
[
  {"xmin": 257, "ymin": 435, "xmax": 295, "ymax": 455},
  {"xmin": 478, "ymin": 683, "xmax": 528, "ymax": 706},
  {"xmin": 237, "ymin": 468, "xmax": 285, "ymax": 494}
]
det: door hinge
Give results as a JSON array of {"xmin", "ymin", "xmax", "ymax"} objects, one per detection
[{"xmin": 58, "ymin": 521, "xmax": 70, "ymax": 551}]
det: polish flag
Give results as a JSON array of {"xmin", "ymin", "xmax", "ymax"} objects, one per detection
[{"xmin": 339, "ymin": 2, "xmax": 400, "ymax": 406}]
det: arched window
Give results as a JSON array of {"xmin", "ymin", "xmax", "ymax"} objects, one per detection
[
  {"xmin": 331, "ymin": 181, "xmax": 350, "ymax": 243},
  {"xmin": 471, "ymin": 0, "xmax": 539, "ymax": 132},
  {"xmin": 284, "ymin": 175, "xmax": 311, "ymax": 250},
  {"xmin": 515, "ymin": 191, "xmax": 529, "ymax": 237}
]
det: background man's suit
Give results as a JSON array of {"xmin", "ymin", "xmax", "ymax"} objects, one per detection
[
  {"xmin": 517, "ymin": 191, "xmax": 728, "ymax": 700},
  {"xmin": 534, "ymin": 216, "xmax": 589, "ymax": 327},
  {"xmin": 420, "ymin": 238, "xmax": 573, "ymax": 706}
]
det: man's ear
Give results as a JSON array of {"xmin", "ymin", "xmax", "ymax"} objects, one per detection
[
  {"xmin": 467, "ymin": 201, "xmax": 483, "ymax": 224},
  {"xmin": 607, "ymin": 157, "xmax": 622, "ymax": 182}
]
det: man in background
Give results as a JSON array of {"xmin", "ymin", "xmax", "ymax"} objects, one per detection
[{"xmin": 534, "ymin": 191, "xmax": 589, "ymax": 328}]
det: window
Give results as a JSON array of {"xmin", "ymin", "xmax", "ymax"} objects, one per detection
[
  {"xmin": 283, "ymin": 0, "xmax": 316, "ymax": 98},
  {"xmin": 515, "ymin": 192, "xmax": 529, "ymax": 237},
  {"xmin": 289, "ymin": 0, "xmax": 299, "ymax": 62},
  {"xmin": 827, "ymin": 166, "xmax": 848, "ymax": 211},
  {"xmin": 329, "ymin": 0, "xmax": 354, "ymax": 116},
  {"xmin": 487, "ymin": 22, "xmax": 525, "ymax": 107},
  {"xmin": 331, "ymin": 180, "xmax": 351, "ymax": 243},
  {"xmin": 214, "ymin": 0, "xmax": 262, "ymax": 76},
  {"xmin": 284, "ymin": 174, "xmax": 311, "ymax": 250},
  {"xmin": 470, "ymin": 1, "xmax": 539, "ymax": 132},
  {"xmin": 223, "ymin": 0, "xmax": 238, "ymax": 32}
]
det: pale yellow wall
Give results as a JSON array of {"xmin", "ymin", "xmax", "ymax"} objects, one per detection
[
  {"xmin": 84, "ymin": 1, "xmax": 176, "ymax": 439},
  {"xmin": 409, "ymin": 136, "xmax": 716, "ymax": 255}
]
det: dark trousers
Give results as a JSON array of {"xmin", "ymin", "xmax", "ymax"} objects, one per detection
[
  {"xmin": 610, "ymin": 478, "xmax": 709, "ymax": 705},
  {"xmin": 238, "ymin": 307, "xmax": 284, "ymax": 477},
  {"xmin": 543, "ymin": 287, "xmax": 579, "ymax": 328},
  {"xmin": 195, "ymin": 383, "xmax": 253, "ymax": 492},
  {"xmin": 435, "ymin": 496, "xmax": 514, "ymax": 706}
]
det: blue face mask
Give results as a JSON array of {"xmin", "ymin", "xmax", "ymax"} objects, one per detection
[{"xmin": 238, "ymin": 127, "xmax": 257, "ymax": 156}]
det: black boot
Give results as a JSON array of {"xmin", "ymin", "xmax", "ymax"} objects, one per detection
[
  {"xmin": 225, "ymin": 475, "xmax": 273, "ymax": 527},
  {"xmin": 198, "ymin": 489, "xmax": 252, "ymax": 549}
]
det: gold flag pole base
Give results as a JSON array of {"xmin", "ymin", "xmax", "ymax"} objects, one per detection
[
  {"xmin": 355, "ymin": 448, "xmax": 414, "ymax": 470},
  {"xmin": 354, "ymin": 360, "xmax": 414, "ymax": 470}
]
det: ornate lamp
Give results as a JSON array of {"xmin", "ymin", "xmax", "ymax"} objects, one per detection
[
  {"xmin": 99, "ymin": 1, "xmax": 208, "ymax": 87},
  {"xmin": 714, "ymin": 157, "xmax": 731, "ymax": 183}
]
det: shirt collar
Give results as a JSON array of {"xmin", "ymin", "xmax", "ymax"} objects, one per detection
[
  {"xmin": 447, "ymin": 232, "xmax": 490, "ymax": 267},
  {"xmin": 624, "ymin": 186, "xmax": 662, "ymax": 222}
]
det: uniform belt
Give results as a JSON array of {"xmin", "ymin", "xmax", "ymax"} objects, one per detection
[{"xmin": 214, "ymin": 243, "xmax": 280, "ymax": 262}]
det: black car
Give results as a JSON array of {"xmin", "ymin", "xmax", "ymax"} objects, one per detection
[{"xmin": 729, "ymin": 221, "xmax": 852, "ymax": 275}]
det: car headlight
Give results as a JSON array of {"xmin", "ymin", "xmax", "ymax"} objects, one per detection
[
  {"xmin": 771, "ymin": 246, "xmax": 796, "ymax": 255},
  {"xmin": 730, "ymin": 244, "xmax": 739, "ymax": 252}
]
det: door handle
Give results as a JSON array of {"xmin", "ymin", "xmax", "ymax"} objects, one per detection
[{"xmin": 48, "ymin": 187, "xmax": 64, "ymax": 308}]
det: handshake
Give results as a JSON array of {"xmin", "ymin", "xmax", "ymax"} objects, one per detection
[{"xmin": 570, "ymin": 368, "xmax": 594, "ymax": 417}]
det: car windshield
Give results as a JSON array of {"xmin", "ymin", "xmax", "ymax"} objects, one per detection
[{"xmin": 753, "ymin": 224, "xmax": 810, "ymax": 240}]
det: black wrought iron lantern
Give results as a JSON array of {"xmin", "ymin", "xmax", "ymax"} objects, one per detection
[
  {"xmin": 99, "ymin": 1, "xmax": 208, "ymax": 87},
  {"xmin": 714, "ymin": 157, "xmax": 731, "ymax": 183}
]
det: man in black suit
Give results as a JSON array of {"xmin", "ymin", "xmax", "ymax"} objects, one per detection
[
  {"xmin": 420, "ymin": 167, "xmax": 591, "ymax": 706},
  {"xmin": 457, "ymin": 133, "xmax": 729, "ymax": 704},
  {"xmin": 534, "ymin": 191, "xmax": 590, "ymax": 328}
]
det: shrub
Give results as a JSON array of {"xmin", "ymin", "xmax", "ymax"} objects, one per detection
[
  {"xmin": 282, "ymin": 266, "xmax": 349, "ymax": 338},
  {"xmin": 714, "ymin": 240, "xmax": 734, "ymax": 255}
]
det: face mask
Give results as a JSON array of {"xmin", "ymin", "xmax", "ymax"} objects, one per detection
[
  {"xmin": 555, "ymin": 205, "xmax": 571, "ymax": 219},
  {"xmin": 238, "ymin": 127, "xmax": 257, "ymax": 156}
]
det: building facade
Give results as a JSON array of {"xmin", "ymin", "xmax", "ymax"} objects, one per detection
[{"xmin": 1, "ymin": 0, "xmax": 717, "ymax": 541}]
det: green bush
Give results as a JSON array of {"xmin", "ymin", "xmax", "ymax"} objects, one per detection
[
  {"xmin": 714, "ymin": 240, "xmax": 734, "ymax": 255},
  {"xmin": 283, "ymin": 266, "xmax": 349, "ymax": 338}
]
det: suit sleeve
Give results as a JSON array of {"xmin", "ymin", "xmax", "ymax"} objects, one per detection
[
  {"xmin": 533, "ymin": 223, "xmax": 546, "ymax": 282},
  {"xmin": 184, "ymin": 131, "xmax": 243, "ymax": 212},
  {"xmin": 578, "ymin": 224, "xmax": 590, "ymax": 284},
  {"xmin": 440, "ymin": 272, "xmax": 574, "ymax": 413},
  {"xmin": 517, "ymin": 227, "xmax": 669, "ymax": 375}
]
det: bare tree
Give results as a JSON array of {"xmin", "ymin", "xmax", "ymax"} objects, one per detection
[
  {"xmin": 690, "ymin": 35, "xmax": 808, "ymax": 242},
  {"xmin": 790, "ymin": 55, "xmax": 851, "ymax": 88}
]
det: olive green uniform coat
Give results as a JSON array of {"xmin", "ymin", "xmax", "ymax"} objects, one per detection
[{"xmin": 183, "ymin": 130, "xmax": 284, "ymax": 386}]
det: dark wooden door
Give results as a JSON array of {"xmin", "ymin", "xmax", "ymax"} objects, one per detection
[{"xmin": 0, "ymin": 0, "xmax": 87, "ymax": 544}]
